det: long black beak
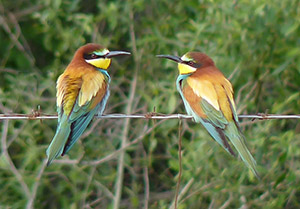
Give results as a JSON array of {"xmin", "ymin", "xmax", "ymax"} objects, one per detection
[
  {"xmin": 106, "ymin": 51, "xmax": 131, "ymax": 58},
  {"xmin": 156, "ymin": 54, "xmax": 182, "ymax": 63}
]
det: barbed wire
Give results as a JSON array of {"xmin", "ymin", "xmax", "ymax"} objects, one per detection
[{"xmin": 0, "ymin": 113, "xmax": 299, "ymax": 120}]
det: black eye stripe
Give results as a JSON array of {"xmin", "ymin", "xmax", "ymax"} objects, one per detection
[
  {"xmin": 182, "ymin": 60, "xmax": 194, "ymax": 65},
  {"xmin": 83, "ymin": 53, "xmax": 104, "ymax": 60},
  {"xmin": 182, "ymin": 61, "xmax": 202, "ymax": 68}
]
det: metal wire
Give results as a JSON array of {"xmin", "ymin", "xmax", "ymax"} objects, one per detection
[{"xmin": 0, "ymin": 113, "xmax": 299, "ymax": 120}]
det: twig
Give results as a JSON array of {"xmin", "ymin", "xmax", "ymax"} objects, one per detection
[
  {"xmin": 173, "ymin": 178, "xmax": 195, "ymax": 208},
  {"xmin": 228, "ymin": 63, "xmax": 240, "ymax": 81},
  {"xmin": 236, "ymin": 80, "xmax": 253, "ymax": 105},
  {"xmin": 120, "ymin": 191, "xmax": 174, "ymax": 207},
  {"xmin": 14, "ymin": 5, "xmax": 43, "ymax": 20},
  {"xmin": 26, "ymin": 160, "xmax": 47, "ymax": 209},
  {"xmin": 52, "ymin": 159, "xmax": 79, "ymax": 165},
  {"xmin": 0, "ymin": 113, "xmax": 299, "ymax": 120},
  {"xmin": 112, "ymin": 67, "xmax": 133, "ymax": 209},
  {"xmin": 180, "ymin": 182, "xmax": 216, "ymax": 204},
  {"xmin": 82, "ymin": 120, "xmax": 166, "ymax": 166},
  {"xmin": 0, "ymin": 6, "xmax": 35, "ymax": 66},
  {"xmin": 81, "ymin": 167, "xmax": 96, "ymax": 208},
  {"xmin": 174, "ymin": 119, "xmax": 183, "ymax": 209},
  {"xmin": 113, "ymin": 7, "xmax": 139, "ymax": 209},
  {"xmin": 1, "ymin": 120, "xmax": 31, "ymax": 198},
  {"xmin": 85, "ymin": 197, "xmax": 104, "ymax": 209},
  {"xmin": 0, "ymin": 68, "xmax": 18, "ymax": 74},
  {"xmin": 94, "ymin": 180, "xmax": 114, "ymax": 200},
  {"xmin": 142, "ymin": 146, "xmax": 150, "ymax": 209},
  {"xmin": 8, "ymin": 121, "xmax": 26, "ymax": 148},
  {"xmin": 81, "ymin": 118, "xmax": 103, "ymax": 138},
  {"xmin": 219, "ymin": 192, "xmax": 233, "ymax": 209},
  {"xmin": 239, "ymin": 82, "xmax": 259, "ymax": 114}
]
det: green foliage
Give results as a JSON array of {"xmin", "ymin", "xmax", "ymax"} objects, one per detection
[{"xmin": 0, "ymin": 0, "xmax": 299, "ymax": 208}]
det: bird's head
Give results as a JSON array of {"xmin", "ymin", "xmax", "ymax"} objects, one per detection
[
  {"xmin": 76, "ymin": 43, "xmax": 130, "ymax": 70},
  {"xmin": 157, "ymin": 52, "xmax": 215, "ymax": 75}
]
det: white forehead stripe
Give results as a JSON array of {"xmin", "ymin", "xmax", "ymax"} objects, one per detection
[{"xmin": 181, "ymin": 54, "xmax": 192, "ymax": 61}]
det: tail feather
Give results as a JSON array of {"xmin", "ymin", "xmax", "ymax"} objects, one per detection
[
  {"xmin": 200, "ymin": 118, "xmax": 259, "ymax": 178},
  {"xmin": 225, "ymin": 122, "xmax": 259, "ymax": 178},
  {"xmin": 46, "ymin": 122, "xmax": 71, "ymax": 166}
]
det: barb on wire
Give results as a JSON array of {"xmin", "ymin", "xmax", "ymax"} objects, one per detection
[{"xmin": 0, "ymin": 113, "xmax": 299, "ymax": 120}]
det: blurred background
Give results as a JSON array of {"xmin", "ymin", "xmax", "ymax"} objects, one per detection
[{"xmin": 0, "ymin": 0, "xmax": 299, "ymax": 208}]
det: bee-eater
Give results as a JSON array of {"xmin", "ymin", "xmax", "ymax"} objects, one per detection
[
  {"xmin": 46, "ymin": 43, "xmax": 130, "ymax": 165},
  {"xmin": 157, "ymin": 52, "xmax": 259, "ymax": 177}
]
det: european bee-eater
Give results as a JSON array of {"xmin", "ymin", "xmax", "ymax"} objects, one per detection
[
  {"xmin": 157, "ymin": 52, "xmax": 259, "ymax": 177},
  {"xmin": 46, "ymin": 43, "xmax": 130, "ymax": 165}
]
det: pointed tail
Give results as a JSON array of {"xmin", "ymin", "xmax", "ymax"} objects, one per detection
[
  {"xmin": 225, "ymin": 122, "xmax": 259, "ymax": 178},
  {"xmin": 46, "ymin": 121, "xmax": 71, "ymax": 166}
]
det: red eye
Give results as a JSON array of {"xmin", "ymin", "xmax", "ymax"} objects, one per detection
[
  {"xmin": 185, "ymin": 61, "xmax": 195, "ymax": 66},
  {"xmin": 91, "ymin": 53, "xmax": 97, "ymax": 59}
]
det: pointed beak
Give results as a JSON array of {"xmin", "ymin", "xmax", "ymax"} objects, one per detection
[
  {"xmin": 156, "ymin": 54, "xmax": 182, "ymax": 63},
  {"xmin": 105, "ymin": 51, "xmax": 131, "ymax": 58}
]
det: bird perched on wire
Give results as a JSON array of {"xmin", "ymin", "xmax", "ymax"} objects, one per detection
[
  {"xmin": 157, "ymin": 52, "xmax": 259, "ymax": 178},
  {"xmin": 46, "ymin": 43, "xmax": 130, "ymax": 165}
]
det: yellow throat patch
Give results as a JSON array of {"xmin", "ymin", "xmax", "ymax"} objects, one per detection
[
  {"xmin": 85, "ymin": 58, "xmax": 112, "ymax": 69},
  {"xmin": 178, "ymin": 63, "xmax": 197, "ymax": 75}
]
